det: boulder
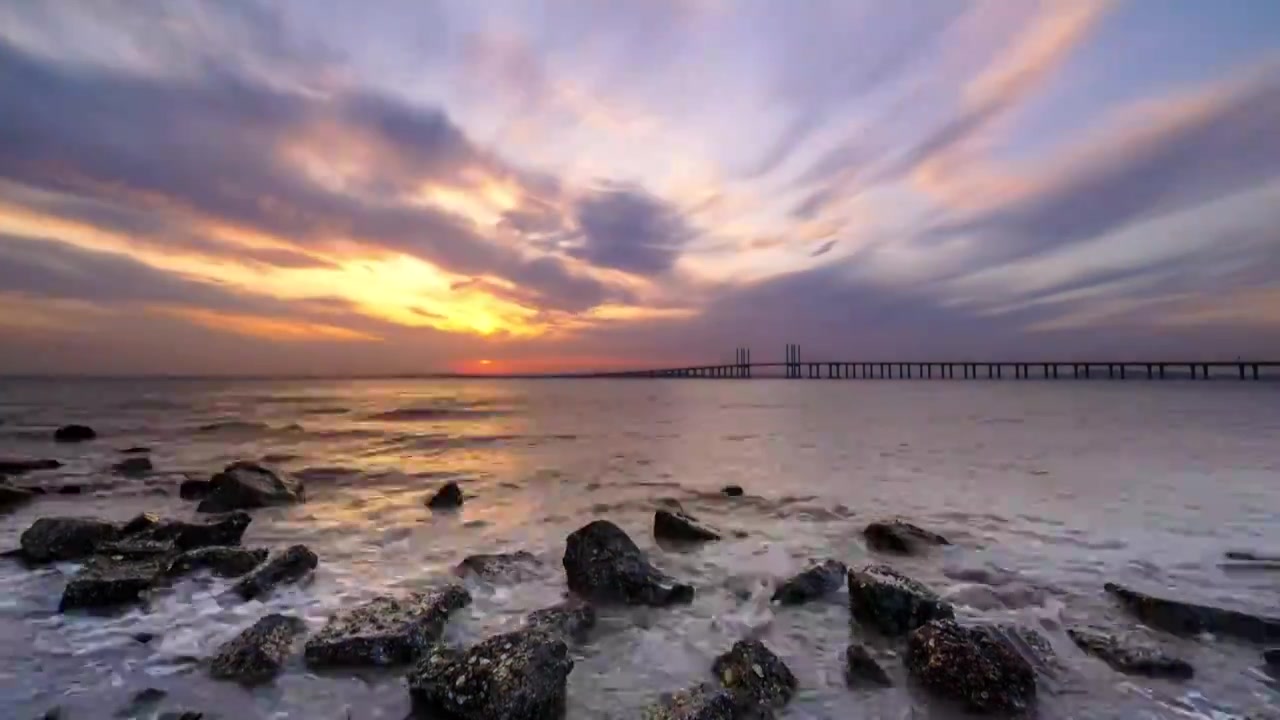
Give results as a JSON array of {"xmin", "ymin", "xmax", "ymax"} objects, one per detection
[
  {"xmin": 848, "ymin": 564, "xmax": 954, "ymax": 636},
  {"xmin": 54, "ymin": 424, "xmax": 96, "ymax": 443},
  {"xmin": 525, "ymin": 599, "xmax": 596, "ymax": 642},
  {"xmin": 96, "ymin": 538, "xmax": 177, "ymax": 559},
  {"xmin": 425, "ymin": 481, "xmax": 463, "ymax": 509},
  {"xmin": 408, "ymin": 626, "xmax": 573, "ymax": 720},
  {"xmin": 712, "ymin": 639, "xmax": 797, "ymax": 715},
  {"xmin": 179, "ymin": 478, "xmax": 213, "ymax": 500},
  {"xmin": 1067, "ymin": 627, "xmax": 1193, "ymax": 679},
  {"xmin": 0, "ymin": 458, "xmax": 62, "ymax": 474},
  {"xmin": 906, "ymin": 619, "xmax": 1037, "ymax": 714},
  {"xmin": 456, "ymin": 551, "xmax": 541, "ymax": 580},
  {"xmin": 196, "ymin": 461, "xmax": 303, "ymax": 513},
  {"xmin": 720, "ymin": 485, "xmax": 744, "ymax": 497},
  {"xmin": 120, "ymin": 512, "xmax": 161, "ymax": 536},
  {"xmin": 845, "ymin": 643, "xmax": 891, "ymax": 687},
  {"xmin": 60, "ymin": 555, "xmax": 168, "ymax": 611},
  {"xmin": 0, "ymin": 482, "xmax": 35, "ymax": 510},
  {"xmin": 563, "ymin": 520, "xmax": 694, "ymax": 606},
  {"xmin": 641, "ymin": 684, "xmax": 736, "ymax": 720},
  {"xmin": 167, "ymin": 546, "xmax": 268, "ymax": 578},
  {"xmin": 654, "ymin": 509, "xmax": 721, "ymax": 542},
  {"xmin": 771, "ymin": 559, "xmax": 846, "ymax": 605},
  {"xmin": 233, "ymin": 544, "xmax": 317, "ymax": 600},
  {"xmin": 863, "ymin": 520, "xmax": 949, "ymax": 555},
  {"xmin": 210, "ymin": 614, "xmax": 306, "ymax": 683},
  {"xmin": 20, "ymin": 517, "xmax": 120, "ymax": 562},
  {"xmin": 1105, "ymin": 582, "xmax": 1280, "ymax": 643},
  {"xmin": 112, "ymin": 457, "xmax": 153, "ymax": 476},
  {"xmin": 140, "ymin": 511, "xmax": 252, "ymax": 550},
  {"xmin": 304, "ymin": 585, "xmax": 471, "ymax": 667}
]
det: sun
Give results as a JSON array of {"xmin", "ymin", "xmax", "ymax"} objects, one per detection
[{"xmin": 478, "ymin": 359, "xmax": 493, "ymax": 366}]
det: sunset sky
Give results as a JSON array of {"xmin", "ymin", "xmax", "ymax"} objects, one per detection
[{"xmin": 2, "ymin": 1, "xmax": 1278, "ymax": 375}]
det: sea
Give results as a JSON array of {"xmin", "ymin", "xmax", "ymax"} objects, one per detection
[{"xmin": 1, "ymin": 377, "xmax": 1278, "ymax": 719}]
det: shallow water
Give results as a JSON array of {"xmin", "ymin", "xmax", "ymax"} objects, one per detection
[{"xmin": 2, "ymin": 377, "xmax": 1279, "ymax": 719}]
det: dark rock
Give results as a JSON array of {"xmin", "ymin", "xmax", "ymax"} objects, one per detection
[
  {"xmin": 20, "ymin": 516, "xmax": 120, "ymax": 562},
  {"xmin": 1266, "ymin": 648, "xmax": 1280, "ymax": 667},
  {"xmin": 179, "ymin": 478, "xmax": 213, "ymax": 500},
  {"xmin": 233, "ymin": 545, "xmax": 317, "ymax": 600},
  {"xmin": 848, "ymin": 564, "xmax": 954, "ymax": 636},
  {"xmin": 133, "ymin": 632, "xmax": 157, "ymax": 644},
  {"xmin": 845, "ymin": 643, "xmax": 891, "ymax": 687},
  {"xmin": 711, "ymin": 639, "xmax": 797, "ymax": 715},
  {"xmin": 983, "ymin": 624, "xmax": 1062, "ymax": 679},
  {"xmin": 1105, "ymin": 582, "xmax": 1280, "ymax": 643},
  {"xmin": 408, "ymin": 627, "xmax": 573, "ymax": 720},
  {"xmin": 425, "ymin": 481, "xmax": 463, "ymax": 509},
  {"xmin": 1067, "ymin": 627, "xmax": 1193, "ymax": 679},
  {"xmin": 563, "ymin": 520, "xmax": 694, "ymax": 606},
  {"xmin": 720, "ymin": 485, "xmax": 744, "ymax": 497},
  {"xmin": 196, "ymin": 461, "xmax": 303, "ymax": 513},
  {"xmin": 642, "ymin": 684, "xmax": 736, "ymax": 720},
  {"xmin": 168, "ymin": 546, "xmax": 268, "ymax": 578},
  {"xmin": 120, "ymin": 512, "xmax": 162, "ymax": 537},
  {"xmin": 0, "ymin": 482, "xmax": 35, "ymax": 509},
  {"xmin": 771, "ymin": 559, "xmax": 846, "ymax": 605},
  {"xmin": 158, "ymin": 711, "xmax": 204, "ymax": 720},
  {"xmin": 525, "ymin": 600, "xmax": 596, "ymax": 642},
  {"xmin": 906, "ymin": 619, "xmax": 1037, "ymax": 714},
  {"xmin": 60, "ymin": 555, "xmax": 168, "ymax": 611},
  {"xmin": 54, "ymin": 424, "xmax": 96, "ymax": 443},
  {"xmin": 456, "ymin": 551, "xmax": 541, "ymax": 580},
  {"xmin": 863, "ymin": 520, "xmax": 949, "ymax": 555},
  {"xmin": 0, "ymin": 458, "xmax": 61, "ymax": 474},
  {"xmin": 120, "ymin": 446, "xmax": 151, "ymax": 454},
  {"xmin": 39, "ymin": 708, "xmax": 63, "ymax": 720},
  {"xmin": 654, "ymin": 509, "xmax": 721, "ymax": 542},
  {"xmin": 210, "ymin": 613, "xmax": 306, "ymax": 683},
  {"xmin": 112, "ymin": 457, "xmax": 153, "ymax": 476},
  {"xmin": 304, "ymin": 585, "xmax": 470, "ymax": 667},
  {"xmin": 142, "ymin": 511, "xmax": 252, "ymax": 550},
  {"xmin": 56, "ymin": 485, "xmax": 82, "ymax": 495},
  {"xmin": 114, "ymin": 688, "xmax": 167, "ymax": 717},
  {"xmin": 96, "ymin": 538, "xmax": 177, "ymax": 559}
]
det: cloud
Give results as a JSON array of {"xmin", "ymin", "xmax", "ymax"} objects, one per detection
[{"xmin": 572, "ymin": 185, "xmax": 693, "ymax": 275}]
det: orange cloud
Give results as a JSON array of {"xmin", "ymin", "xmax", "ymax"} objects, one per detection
[{"xmin": 155, "ymin": 307, "xmax": 380, "ymax": 342}]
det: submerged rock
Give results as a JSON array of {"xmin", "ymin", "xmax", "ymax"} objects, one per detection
[
  {"xmin": 54, "ymin": 424, "xmax": 96, "ymax": 443},
  {"xmin": 304, "ymin": 585, "xmax": 471, "ymax": 667},
  {"xmin": 845, "ymin": 643, "xmax": 891, "ymax": 687},
  {"xmin": 233, "ymin": 545, "xmax": 317, "ymax": 600},
  {"xmin": 654, "ymin": 509, "xmax": 722, "ymax": 542},
  {"xmin": 20, "ymin": 517, "xmax": 120, "ymax": 562},
  {"xmin": 525, "ymin": 599, "xmax": 596, "ymax": 642},
  {"xmin": 1067, "ymin": 627, "xmax": 1193, "ymax": 679},
  {"xmin": 906, "ymin": 619, "xmax": 1037, "ymax": 714},
  {"xmin": 563, "ymin": 520, "xmax": 694, "ymax": 606},
  {"xmin": 641, "ymin": 684, "xmax": 736, "ymax": 720},
  {"xmin": 210, "ymin": 614, "xmax": 306, "ymax": 683},
  {"xmin": 863, "ymin": 520, "xmax": 949, "ymax": 555},
  {"xmin": 60, "ymin": 555, "xmax": 168, "ymax": 611},
  {"xmin": 1105, "ymin": 582, "xmax": 1280, "ymax": 643},
  {"xmin": 120, "ymin": 446, "xmax": 151, "ymax": 454},
  {"xmin": 771, "ymin": 559, "xmax": 846, "ymax": 605},
  {"xmin": 196, "ymin": 461, "xmax": 303, "ymax": 513},
  {"xmin": 408, "ymin": 626, "xmax": 573, "ymax": 720},
  {"xmin": 0, "ymin": 482, "xmax": 35, "ymax": 509},
  {"xmin": 426, "ymin": 481, "xmax": 464, "ymax": 509},
  {"xmin": 720, "ymin": 485, "xmax": 744, "ymax": 498},
  {"xmin": 112, "ymin": 457, "xmax": 153, "ymax": 476},
  {"xmin": 712, "ymin": 639, "xmax": 797, "ymax": 715},
  {"xmin": 456, "ymin": 551, "xmax": 541, "ymax": 580},
  {"xmin": 0, "ymin": 458, "xmax": 62, "ymax": 474},
  {"xmin": 848, "ymin": 564, "xmax": 954, "ymax": 636},
  {"xmin": 167, "ymin": 546, "xmax": 268, "ymax": 578},
  {"xmin": 179, "ymin": 478, "xmax": 212, "ymax": 500}
]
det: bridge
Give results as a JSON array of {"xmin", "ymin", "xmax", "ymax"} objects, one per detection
[{"xmin": 578, "ymin": 345, "xmax": 1280, "ymax": 381}]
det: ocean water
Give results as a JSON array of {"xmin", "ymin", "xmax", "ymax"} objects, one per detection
[{"xmin": 1, "ymin": 377, "xmax": 1279, "ymax": 719}]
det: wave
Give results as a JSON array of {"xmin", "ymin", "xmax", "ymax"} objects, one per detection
[
  {"xmin": 368, "ymin": 407, "xmax": 509, "ymax": 422},
  {"xmin": 195, "ymin": 420, "xmax": 271, "ymax": 433}
]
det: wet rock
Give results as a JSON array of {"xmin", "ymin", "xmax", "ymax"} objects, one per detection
[
  {"xmin": 1266, "ymin": 648, "xmax": 1280, "ymax": 667},
  {"xmin": 407, "ymin": 627, "xmax": 574, "ymax": 720},
  {"xmin": 56, "ymin": 485, "xmax": 82, "ymax": 495},
  {"xmin": 1067, "ymin": 627, "xmax": 1193, "ymax": 679},
  {"xmin": 1105, "ymin": 582, "xmax": 1280, "ymax": 643},
  {"xmin": 20, "ymin": 516, "xmax": 120, "ymax": 562},
  {"xmin": 0, "ymin": 482, "xmax": 35, "ymax": 509},
  {"xmin": 142, "ymin": 511, "xmax": 252, "ymax": 550},
  {"xmin": 863, "ymin": 520, "xmax": 949, "ymax": 555},
  {"xmin": 232, "ymin": 544, "xmax": 317, "ymax": 600},
  {"xmin": 158, "ymin": 711, "xmax": 204, "ymax": 720},
  {"xmin": 133, "ymin": 631, "xmax": 157, "ymax": 644},
  {"xmin": 304, "ymin": 585, "xmax": 470, "ymax": 667},
  {"xmin": 54, "ymin": 424, "xmax": 96, "ymax": 443},
  {"xmin": 712, "ymin": 639, "xmax": 797, "ymax": 715},
  {"xmin": 845, "ymin": 643, "xmax": 891, "ymax": 687},
  {"xmin": 847, "ymin": 564, "xmax": 954, "ymax": 636},
  {"xmin": 771, "ymin": 559, "xmax": 846, "ymax": 605},
  {"xmin": 97, "ymin": 538, "xmax": 178, "ymax": 559},
  {"xmin": 113, "ymin": 688, "xmax": 168, "ymax": 718},
  {"xmin": 0, "ymin": 458, "xmax": 61, "ymax": 474},
  {"xmin": 906, "ymin": 619, "xmax": 1037, "ymax": 714},
  {"xmin": 425, "ymin": 481, "xmax": 463, "ymax": 509},
  {"xmin": 112, "ymin": 457, "xmax": 153, "ymax": 476},
  {"xmin": 60, "ymin": 555, "xmax": 168, "ymax": 611},
  {"xmin": 642, "ymin": 684, "xmax": 736, "ymax": 720},
  {"xmin": 120, "ymin": 512, "xmax": 161, "ymax": 537},
  {"xmin": 210, "ymin": 614, "xmax": 306, "ymax": 683},
  {"xmin": 563, "ymin": 519, "xmax": 694, "ymax": 606},
  {"xmin": 456, "ymin": 550, "xmax": 541, "ymax": 580},
  {"xmin": 720, "ymin": 485, "xmax": 744, "ymax": 497},
  {"xmin": 983, "ymin": 624, "xmax": 1061, "ymax": 679},
  {"xmin": 525, "ymin": 599, "xmax": 596, "ymax": 642},
  {"xmin": 167, "ymin": 546, "xmax": 268, "ymax": 578},
  {"xmin": 196, "ymin": 461, "xmax": 303, "ymax": 513},
  {"xmin": 655, "ymin": 508, "xmax": 722, "ymax": 542},
  {"xmin": 120, "ymin": 446, "xmax": 151, "ymax": 454},
  {"xmin": 179, "ymin": 478, "xmax": 213, "ymax": 500}
]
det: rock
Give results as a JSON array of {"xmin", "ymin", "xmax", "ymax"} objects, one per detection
[
  {"xmin": 196, "ymin": 461, "xmax": 303, "ymax": 513},
  {"xmin": 848, "ymin": 564, "xmax": 954, "ymax": 636},
  {"xmin": 96, "ymin": 538, "xmax": 177, "ymax": 559},
  {"xmin": 408, "ymin": 627, "xmax": 573, "ymax": 720},
  {"xmin": 641, "ymin": 684, "xmax": 736, "ymax": 720},
  {"xmin": 141, "ymin": 511, "xmax": 252, "ymax": 550},
  {"xmin": 712, "ymin": 639, "xmax": 797, "ymax": 715},
  {"xmin": 906, "ymin": 619, "xmax": 1037, "ymax": 714},
  {"xmin": 210, "ymin": 614, "xmax": 306, "ymax": 683},
  {"xmin": 157, "ymin": 713, "xmax": 204, "ymax": 720},
  {"xmin": 863, "ymin": 520, "xmax": 949, "ymax": 555},
  {"xmin": 56, "ymin": 485, "xmax": 82, "ymax": 495},
  {"xmin": 0, "ymin": 458, "xmax": 61, "ymax": 474},
  {"xmin": 983, "ymin": 624, "xmax": 1061, "ymax": 678},
  {"xmin": 425, "ymin": 481, "xmax": 463, "ymax": 509},
  {"xmin": 1105, "ymin": 582, "xmax": 1280, "ymax": 643},
  {"xmin": 114, "ymin": 688, "xmax": 167, "ymax": 717},
  {"xmin": 455, "ymin": 551, "xmax": 541, "ymax": 580},
  {"xmin": 525, "ymin": 599, "xmax": 596, "ymax": 642},
  {"xmin": 167, "ymin": 546, "xmax": 268, "ymax": 578},
  {"xmin": 845, "ymin": 643, "xmax": 891, "ymax": 687},
  {"xmin": 720, "ymin": 485, "xmax": 744, "ymax": 497},
  {"xmin": 654, "ymin": 509, "xmax": 721, "ymax": 542},
  {"xmin": 54, "ymin": 424, "xmax": 96, "ymax": 443},
  {"xmin": 0, "ymin": 482, "xmax": 35, "ymax": 509},
  {"xmin": 120, "ymin": 446, "xmax": 151, "ymax": 454},
  {"xmin": 304, "ymin": 585, "xmax": 470, "ymax": 667},
  {"xmin": 60, "ymin": 555, "xmax": 168, "ymax": 611},
  {"xmin": 1266, "ymin": 648, "xmax": 1280, "ymax": 667},
  {"xmin": 120, "ymin": 513, "xmax": 161, "ymax": 536},
  {"xmin": 112, "ymin": 457, "xmax": 153, "ymax": 476},
  {"xmin": 179, "ymin": 478, "xmax": 213, "ymax": 500},
  {"xmin": 771, "ymin": 559, "xmax": 846, "ymax": 605},
  {"xmin": 20, "ymin": 517, "xmax": 120, "ymax": 562},
  {"xmin": 133, "ymin": 631, "xmax": 157, "ymax": 644},
  {"xmin": 1067, "ymin": 627, "xmax": 1193, "ymax": 679},
  {"xmin": 232, "ymin": 544, "xmax": 317, "ymax": 600},
  {"xmin": 563, "ymin": 520, "xmax": 694, "ymax": 606}
]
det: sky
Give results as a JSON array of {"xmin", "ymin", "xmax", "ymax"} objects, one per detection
[{"xmin": 1, "ymin": 0, "xmax": 1279, "ymax": 376}]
